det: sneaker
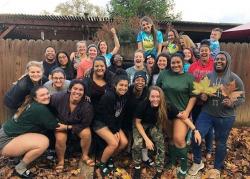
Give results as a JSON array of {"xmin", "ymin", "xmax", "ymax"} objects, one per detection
[
  {"xmin": 188, "ymin": 161, "xmax": 204, "ymax": 176},
  {"xmin": 107, "ymin": 157, "xmax": 115, "ymax": 171},
  {"xmin": 177, "ymin": 167, "xmax": 187, "ymax": 179},
  {"xmin": 133, "ymin": 167, "xmax": 141, "ymax": 179},
  {"xmin": 13, "ymin": 169, "xmax": 36, "ymax": 178}
]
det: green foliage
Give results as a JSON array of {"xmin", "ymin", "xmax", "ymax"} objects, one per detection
[
  {"xmin": 54, "ymin": 0, "xmax": 107, "ymax": 17},
  {"xmin": 108, "ymin": 0, "xmax": 181, "ymax": 20}
]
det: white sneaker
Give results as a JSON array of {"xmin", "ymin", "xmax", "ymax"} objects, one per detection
[{"xmin": 188, "ymin": 161, "xmax": 204, "ymax": 176}]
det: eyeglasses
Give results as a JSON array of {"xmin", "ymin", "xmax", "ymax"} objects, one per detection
[
  {"xmin": 52, "ymin": 77, "xmax": 65, "ymax": 81},
  {"xmin": 114, "ymin": 57, "xmax": 123, "ymax": 60}
]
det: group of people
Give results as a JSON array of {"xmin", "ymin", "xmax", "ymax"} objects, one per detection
[{"xmin": 0, "ymin": 16, "xmax": 245, "ymax": 179}]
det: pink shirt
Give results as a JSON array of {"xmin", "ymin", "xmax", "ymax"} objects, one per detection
[
  {"xmin": 188, "ymin": 58, "xmax": 214, "ymax": 82},
  {"xmin": 77, "ymin": 59, "xmax": 93, "ymax": 79}
]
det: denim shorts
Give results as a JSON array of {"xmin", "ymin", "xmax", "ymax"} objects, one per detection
[{"xmin": 0, "ymin": 128, "xmax": 14, "ymax": 150}]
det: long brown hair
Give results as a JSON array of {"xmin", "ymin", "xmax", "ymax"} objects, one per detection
[
  {"xmin": 148, "ymin": 86, "xmax": 168, "ymax": 132},
  {"xmin": 13, "ymin": 86, "xmax": 47, "ymax": 121}
]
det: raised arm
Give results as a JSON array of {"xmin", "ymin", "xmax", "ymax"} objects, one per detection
[{"xmin": 110, "ymin": 28, "xmax": 120, "ymax": 55}]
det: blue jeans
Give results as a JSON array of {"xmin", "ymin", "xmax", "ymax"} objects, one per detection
[
  {"xmin": 192, "ymin": 105, "xmax": 213, "ymax": 153},
  {"xmin": 192, "ymin": 112, "xmax": 235, "ymax": 170}
]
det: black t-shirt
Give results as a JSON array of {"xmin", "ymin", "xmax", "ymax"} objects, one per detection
[
  {"xmin": 135, "ymin": 100, "xmax": 179, "ymax": 125},
  {"xmin": 43, "ymin": 60, "xmax": 58, "ymax": 77}
]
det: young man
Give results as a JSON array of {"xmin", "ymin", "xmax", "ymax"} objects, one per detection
[
  {"xmin": 188, "ymin": 51, "xmax": 245, "ymax": 178},
  {"xmin": 209, "ymin": 28, "xmax": 223, "ymax": 59},
  {"xmin": 42, "ymin": 46, "xmax": 58, "ymax": 77}
]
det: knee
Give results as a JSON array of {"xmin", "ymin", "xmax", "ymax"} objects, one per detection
[
  {"xmin": 37, "ymin": 135, "xmax": 49, "ymax": 152},
  {"xmin": 79, "ymin": 128, "xmax": 91, "ymax": 139},
  {"xmin": 173, "ymin": 136, "xmax": 186, "ymax": 148},
  {"xmin": 108, "ymin": 140, "xmax": 119, "ymax": 149},
  {"xmin": 120, "ymin": 138, "xmax": 128, "ymax": 149},
  {"xmin": 56, "ymin": 133, "xmax": 67, "ymax": 146}
]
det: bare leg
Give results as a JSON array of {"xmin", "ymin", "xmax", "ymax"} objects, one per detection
[
  {"xmin": 78, "ymin": 127, "xmax": 92, "ymax": 160},
  {"xmin": 173, "ymin": 118, "xmax": 188, "ymax": 148},
  {"xmin": 95, "ymin": 127, "xmax": 118, "ymax": 163},
  {"xmin": 55, "ymin": 131, "xmax": 67, "ymax": 166},
  {"xmin": 2, "ymin": 133, "xmax": 49, "ymax": 165}
]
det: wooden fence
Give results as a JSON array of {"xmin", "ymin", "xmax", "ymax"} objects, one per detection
[{"xmin": 0, "ymin": 40, "xmax": 249, "ymax": 125}]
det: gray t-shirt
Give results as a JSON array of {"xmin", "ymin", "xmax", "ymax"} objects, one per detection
[{"xmin": 44, "ymin": 80, "xmax": 70, "ymax": 95}]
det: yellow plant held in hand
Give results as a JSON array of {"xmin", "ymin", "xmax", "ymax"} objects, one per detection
[
  {"xmin": 115, "ymin": 168, "xmax": 131, "ymax": 179},
  {"xmin": 192, "ymin": 76, "xmax": 220, "ymax": 96}
]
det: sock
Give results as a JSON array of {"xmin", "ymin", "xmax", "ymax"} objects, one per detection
[
  {"xmin": 15, "ymin": 160, "xmax": 28, "ymax": 175},
  {"xmin": 142, "ymin": 148, "xmax": 149, "ymax": 161},
  {"xmin": 176, "ymin": 147, "xmax": 188, "ymax": 173},
  {"xmin": 167, "ymin": 145, "xmax": 177, "ymax": 166}
]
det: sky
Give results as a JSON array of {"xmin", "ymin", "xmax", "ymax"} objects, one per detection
[{"xmin": 0, "ymin": 0, "xmax": 249, "ymax": 24}]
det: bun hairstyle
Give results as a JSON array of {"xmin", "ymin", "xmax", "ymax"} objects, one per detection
[{"xmin": 113, "ymin": 69, "xmax": 129, "ymax": 87}]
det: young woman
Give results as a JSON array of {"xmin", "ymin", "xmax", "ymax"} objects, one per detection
[
  {"xmin": 56, "ymin": 51, "xmax": 76, "ymax": 80},
  {"xmin": 149, "ymin": 53, "xmax": 170, "ymax": 86},
  {"xmin": 108, "ymin": 54, "xmax": 125, "ymax": 73},
  {"xmin": 0, "ymin": 86, "xmax": 58, "ymax": 178},
  {"xmin": 126, "ymin": 49, "xmax": 149, "ymax": 85},
  {"xmin": 77, "ymin": 44, "xmax": 98, "ymax": 79},
  {"xmin": 98, "ymin": 27, "xmax": 120, "ymax": 67},
  {"xmin": 50, "ymin": 79, "xmax": 94, "ymax": 171},
  {"xmin": 70, "ymin": 41, "xmax": 88, "ymax": 70},
  {"xmin": 156, "ymin": 53, "xmax": 197, "ymax": 178},
  {"xmin": 162, "ymin": 29, "xmax": 181, "ymax": 55},
  {"xmin": 122, "ymin": 71, "xmax": 148, "ymax": 153},
  {"xmin": 93, "ymin": 70, "xmax": 129, "ymax": 177},
  {"xmin": 137, "ymin": 16, "xmax": 163, "ymax": 57},
  {"xmin": 4, "ymin": 61, "xmax": 48, "ymax": 112},
  {"xmin": 44, "ymin": 68, "xmax": 71, "ymax": 95},
  {"xmin": 145, "ymin": 54, "xmax": 156, "ymax": 75},
  {"xmin": 132, "ymin": 86, "xmax": 201, "ymax": 179},
  {"xmin": 83, "ymin": 56, "xmax": 114, "ymax": 108},
  {"xmin": 183, "ymin": 48, "xmax": 196, "ymax": 72}
]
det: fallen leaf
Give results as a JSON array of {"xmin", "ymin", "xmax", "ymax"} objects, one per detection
[{"xmin": 192, "ymin": 76, "xmax": 220, "ymax": 96}]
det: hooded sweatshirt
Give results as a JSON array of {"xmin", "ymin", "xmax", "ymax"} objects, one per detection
[{"xmin": 202, "ymin": 51, "xmax": 245, "ymax": 117}]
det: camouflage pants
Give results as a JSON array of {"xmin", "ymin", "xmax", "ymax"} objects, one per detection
[{"xmin": 132, "ymin": 124, "xmax": 165, "ymax": 171}]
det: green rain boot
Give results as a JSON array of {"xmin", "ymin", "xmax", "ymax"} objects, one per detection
[
  {"xmin": 176, "ymin": 147, "xmax": 188, "ymax": 179},
  {"xmin": 165, "ymin": 145, "xmax": 177, "ymax": 169}
]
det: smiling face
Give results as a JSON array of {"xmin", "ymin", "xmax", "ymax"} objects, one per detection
[
  {"xmin": 88, "ymin": 47, "xmax": 98, "ymax": 60},
  {"xmin": 113, "ymin": 55, "xmax": 123, "ymax": 67},
  {"xmin": 168, "ymin": 31, "xmax": 175, "ymax": 42},
  {"xmin": 170, "ymin": 56, "xmax": 183, "ymax": 74},
  {"xmin": 199, "ymin": 45, "xmax": 210, "ymax": 63},
  {"xmin": 99, "ymin": 41, "xmax": 108, "ymax": 54},
  {"xmin": 115, "ymin": 80, "xmax": 129, "ymax": 96},
  {"xmin": 134, "ymin": 52, "xmax": 145, "ymax": 68},
  {"xmin": 69, "ymin": 83, "xmax": 84, "ymax": 103},
  {"xmin": 34, "ymin": 88, "xmax": 50, "ymax": 105},
  {"xmin": 28, "ymin": 66, "xmax": 43, "ymax": 82},
  {"xmin": 183, "ymin": 49, "xmax": 192, "ymax": 61},
  {"xmin": 77, "ymin": 42, "xmax": 87, "ymax": 55},
  {"xmin": 149, "ymin": 89, "xmax": 160, "ymax": 107},
  {"xmin": 141, "ymin": 20, "xmax": 152, "ymax": 33},
  {"xmin": 94, "ymin": 60, "xmax": 106, "ymax": 77},
  {"xmin": 179, "ymin": 38, "xmax": 185, "ymax": 48},
  {"xmin": 215, "ymin": 53, "xmax": 227, "ymax": 73},
  {"xmin": 58, "ymin": 52, "xmax": 69, "ymax": 66},
  {"xmin": 146, "ymin": 57, "xmax": 155, "ymax": 68},
  {"xmin": 157, "ymin": 56, "xmax": 168, "ymax": 70},
  {"xmin": 45, "ymin": 47, "xmax": 56, "ymax": 62},
  {"xmin": 52, "ymin": 72, "xmax": 65, "ymax": 89},
  {"xmin": 134, "ymin": 77, "xmax": 146, "ymax": 91},
  {"xmin": 210, "ymin": 30, "xmax": 221, "ymax": 41}
]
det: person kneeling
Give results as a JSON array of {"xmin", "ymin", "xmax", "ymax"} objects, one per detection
[{"xmin": 0, "ymin": 86, "xmax": 58, "ymax": 178}]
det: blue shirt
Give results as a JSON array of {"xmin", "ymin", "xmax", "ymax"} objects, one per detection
[
  {"xmin": 104, "ymin": 53, "xmax": 113, "ymax": 67},
  {"xmin": 137, "ymin": 30, "xmax": 163, "ymax": 57}
]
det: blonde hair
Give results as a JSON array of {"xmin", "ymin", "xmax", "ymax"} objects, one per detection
[
  {"xmin": 148, "ymin": 86, "xmax": 168, "ymax": 132},
  {"xmin": 25, "ymin": 61, "xmax": 44, "ymax": 73},
  {"xmin": 180, "ymin": 35, "xmax": 196, "ymax": 49},
  {"xmin": 76, "ymin": 40, "xmax": 87, "ymax": 49}
]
